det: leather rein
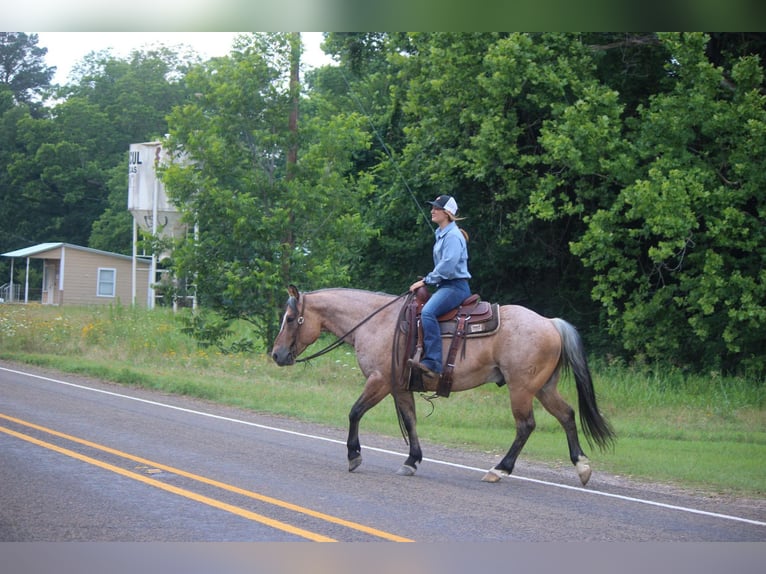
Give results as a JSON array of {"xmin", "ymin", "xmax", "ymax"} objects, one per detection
[{"xmin": 292, "ymin": 291, "xmax": 411, "ymax": 363}]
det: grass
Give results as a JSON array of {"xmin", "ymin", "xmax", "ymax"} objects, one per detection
[{"xmin": 1, "ymin": 303, "xmax": 764, "ymax": 498}]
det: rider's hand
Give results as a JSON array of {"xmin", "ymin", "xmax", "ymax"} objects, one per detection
[{"xmin": 409, "ymin": 279, "xmax": 425, "ymax": 293}]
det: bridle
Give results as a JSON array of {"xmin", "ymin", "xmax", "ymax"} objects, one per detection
[
  {"xmin": 283, "ymin": 293, "xmax": 305, "ymax": 362},
  {"xmin": 284, "ymin": 290, "xmax": 411, "ymax": 363}
]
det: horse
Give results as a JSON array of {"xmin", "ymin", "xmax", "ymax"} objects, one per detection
[{"xmin": 270, "ymin": 285, "xmax": 615, "ymax": 485}]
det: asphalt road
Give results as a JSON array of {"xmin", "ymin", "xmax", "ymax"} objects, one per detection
[{"xmin": 1, "ymin": 360, "xmax": 765, "ymax": 544}]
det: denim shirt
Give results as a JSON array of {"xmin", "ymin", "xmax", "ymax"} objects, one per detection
[{"xmin": 424, "ymin": 221, "xmax": 471, "ymax": 286}]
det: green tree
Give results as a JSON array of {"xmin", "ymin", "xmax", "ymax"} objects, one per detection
[
  {"xmin": 163, "ymin": 33, "xmax": 375, "ymax": 343},
  {"xmin": 2, "ymin": 47, "xmax": 193, "ymax": 256},
  {"xmin": 567, "ymin": 33, "xmax": 766, "ymax": 374},
  {"xmin": 392, "ymin": 33, "xmax": 609, "ymax": 325},
  {"xmin": 3, "ymin": 31, "xmax": 763, "ymax": 376},
  {"xmin": 0, "ymin": 104, "xmax": 39, "ymax": 268},
  {"xmin": 0, "ymin": 32, "xmax": 55, "ymax": 283},
  {"xmin": 75, "ymin": 47, "xmax": 195, "ymax": 253},
  {"xmin": 313, "ymin": 32, "xmax": 420, "ymax": 295},
  {"xmin": 0, "ymin": 32, "xmax": 54, "ymax": 115}
]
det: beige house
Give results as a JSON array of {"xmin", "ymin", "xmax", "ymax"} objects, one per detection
[{"xmin": 1, "ymin": 243, "xmax": 152, "ymax": 307}]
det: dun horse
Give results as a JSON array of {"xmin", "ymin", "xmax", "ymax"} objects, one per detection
[{"xmin": 271, "ymin": 286, "xmax": 614, "ymax": 485}]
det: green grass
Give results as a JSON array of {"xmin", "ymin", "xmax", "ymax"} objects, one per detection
[{"xmin": 1, "ymin": 303, "xmax": 764, "ymax": 498}]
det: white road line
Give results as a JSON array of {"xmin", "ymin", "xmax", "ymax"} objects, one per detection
[{"xmin": 3, "ymin": 365, "xmax": 765, "ymax": 528}]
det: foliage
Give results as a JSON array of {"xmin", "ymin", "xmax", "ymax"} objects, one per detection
[
  {"xmin": 566, "ymin": 33, "xmax": 766, "ymax": 374},
  {"xmin": 0, "ymin": 33, "xmax": 55, "ymax": 267},
  {"xmin": 368, "ymin": 32, "xmax": 764, "ymax": 374},
  {"xmin": 1, "ymin": 32, "xmax": 765, "ymax": 376},
  {"xmin": 162, "ymin": 33, "xmax": 375, "ymax": 344},
  {"xmin": 0, "ymin": 32, "xmax": 54, "ymax": 113},
  {"xmin": 177, "ymin": 308, "xmax": 255, "ymax": 353},
  {"xmin": 313, "ymin": 33, "xmax": 419, "ymax": 295},
  {"xmin": 0, "ymin": 45, "xmax": 195, "ymax": 266}
]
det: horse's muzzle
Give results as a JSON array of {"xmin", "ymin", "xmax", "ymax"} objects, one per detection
[{"xmin": 271, "ymin": 348, "xmax": 294, "ymax": 366}]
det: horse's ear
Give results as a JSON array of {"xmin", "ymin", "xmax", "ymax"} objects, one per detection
[{"xmin": 287, "ymin": 284, "xmax": 300, "ymax": 301}]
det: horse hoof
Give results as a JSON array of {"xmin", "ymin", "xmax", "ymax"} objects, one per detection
[
  {"xmin": 348, "ymin": 456, "xmax": 362, "ymax": 472},
  {"xmin": 481, "ymin": 467, "xmax": 508, "ymax": 483},
  {"xmin": 396, "ymin": 464, "xmax": 416, "ymax": 476},
  {"xmin": 576, "ymin": 457, "xmax": 592, "ymax": 486}
]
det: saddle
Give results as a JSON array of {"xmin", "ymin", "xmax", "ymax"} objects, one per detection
[{"xmin": 401, "ymin": 287, "xmax": 500, "ymax": 397}]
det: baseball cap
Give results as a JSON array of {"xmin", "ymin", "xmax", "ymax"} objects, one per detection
[{"xmin": 427, "ymin": 195, "xmax": 458, "ymax": 216}]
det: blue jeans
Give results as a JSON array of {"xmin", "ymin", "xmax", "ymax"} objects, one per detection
[{"xmin": 420, "ymin": 279, "xmax": 470, "ymax": 373}]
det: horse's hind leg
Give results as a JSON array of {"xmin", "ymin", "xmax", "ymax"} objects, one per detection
[
  {"xmin": 535, "ymin": 379, "xmax": 592, "ymax": 485},
  {"xmin": 482, "ymin": 393, "xmax": 536, "ymax": 483},
  {"xmin": 347, "ymin": 371, "xmax": 390, "ymax": 472}
]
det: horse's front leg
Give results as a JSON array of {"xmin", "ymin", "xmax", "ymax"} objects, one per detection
[
  {"xmin": 392, "ymin": 389, "xmax": 422, "ymax": 476},
  {"xmin": 347, "ymin": 371, "xmax": 390, "ymax": 472}
]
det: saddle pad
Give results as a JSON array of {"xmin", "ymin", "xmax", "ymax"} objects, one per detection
[{"xmin": 439, "ymin": 303, "xmax": 500, "ymax": 338}]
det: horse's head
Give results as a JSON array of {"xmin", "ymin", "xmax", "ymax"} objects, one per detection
[{"xmin": 270, "ymin": 285, "xmax": 319, "ymax": 366}]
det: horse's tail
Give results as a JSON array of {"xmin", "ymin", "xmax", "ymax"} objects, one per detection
[{"xmin": 551, "ymin": 318, "xmax": 616, "ymax": 452}]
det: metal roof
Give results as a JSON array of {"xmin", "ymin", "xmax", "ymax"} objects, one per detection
[
  {"xmin": 1, "ymin": 242, "xmax": 150, "ymax": 262},
  {"xmin": 1, "ymin": 242, "xmax": 64, "ymax": 258}
]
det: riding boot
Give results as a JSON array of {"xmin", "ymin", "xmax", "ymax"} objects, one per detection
[{"xmin": 407, "ymin": 359, "xmax": 439, "ymax": 379}]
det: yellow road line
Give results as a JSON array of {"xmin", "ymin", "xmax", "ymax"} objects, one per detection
[
  {"xmin": 0, "ymin": 413, "xmax": 413, "ymax": 542},
  {"xmin": 0, "ymin": 423, "xmax": 336, "ymax": 542}
]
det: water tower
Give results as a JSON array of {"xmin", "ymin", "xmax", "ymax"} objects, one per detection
[{"xmin": 127, "ymin": 141, "xmax": 187, "ymax": 308}]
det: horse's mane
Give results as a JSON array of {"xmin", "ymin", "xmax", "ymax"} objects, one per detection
[{"xmin": 307, "ymin": 287, "xmax": 398, "ymax": 299}]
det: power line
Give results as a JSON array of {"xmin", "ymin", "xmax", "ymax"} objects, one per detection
[{"xmin": 338, "ymin": 66, "xmax": 434, "ymax": 234}]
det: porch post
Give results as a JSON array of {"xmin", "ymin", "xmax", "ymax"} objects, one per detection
[
  {"xmin": 24, "ymin": 257, "xmax": 30, "ymax": 303},
  {"xmin": 149, "ymin": 162, "xmax": 159, "ymax": 310}
]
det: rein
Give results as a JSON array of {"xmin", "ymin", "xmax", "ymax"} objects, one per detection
[{"xmin": 295, "ymin": 291, "xmax": 410, "ymax": 363}]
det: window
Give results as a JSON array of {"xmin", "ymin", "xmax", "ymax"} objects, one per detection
[{"xmin": 97, "ymin": 268, "xmax": 116, "ymax": 297}]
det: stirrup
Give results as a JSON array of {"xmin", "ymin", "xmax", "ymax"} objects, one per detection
[{"xmin": 407, "ymin": 359, "xmax": 438, "ymax": 379}]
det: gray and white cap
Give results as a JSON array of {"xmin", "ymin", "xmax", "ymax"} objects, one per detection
[{"xmin": 426, "ymin": 195, "xmax": 459, "ymax": 216}]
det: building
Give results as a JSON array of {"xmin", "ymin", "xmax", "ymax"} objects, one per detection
[
  {"xmin": 1, "ymin": 243, "xmax": 152, "ymax": 307},
  {"xmin": 128, "ymin": 141, "xmax": 188, "ymax": 309}
]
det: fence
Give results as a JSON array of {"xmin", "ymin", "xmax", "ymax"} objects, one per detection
[{"xmin": 0, "ymin": 283, "xmax": 21, "ymax": 303}]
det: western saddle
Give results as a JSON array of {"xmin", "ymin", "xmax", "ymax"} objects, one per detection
[{"xmin": 401, "ymin": 287, "xmax": 500, "ymax": 397}]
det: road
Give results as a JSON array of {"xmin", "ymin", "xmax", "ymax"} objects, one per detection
[{"xmin": 1, "ymin": 360, "xmax": 765, "ymax": 544}]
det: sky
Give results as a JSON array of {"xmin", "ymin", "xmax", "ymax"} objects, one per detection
[{"xmin": 35, "ymin": 32, "xmax": 334, "ymax": 84}]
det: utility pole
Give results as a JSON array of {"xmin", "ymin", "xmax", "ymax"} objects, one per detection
[
  {"xmin": 287, "ymin": 32, "xmax": 300, "ymax": 179},
  {"xmin": 281, "ymin": 32, "xmax": 301, "ymax": 284}
]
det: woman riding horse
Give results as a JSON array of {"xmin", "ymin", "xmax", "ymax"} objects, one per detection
[
  {"xmin": 408, "ymin": 194, "xmax": 471, "ymax": 381},
  {"xmin": 271, "ymin": 285, "xmax": 615, "ymax": 485}
]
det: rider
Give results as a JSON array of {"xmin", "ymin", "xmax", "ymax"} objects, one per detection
[{"xmin": 408, "ymin": 194, "xmax": 471, "ymax": 379}]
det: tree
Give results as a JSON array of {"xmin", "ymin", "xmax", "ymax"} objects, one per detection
[
  {"xmin": 1, "ymin": 45, "xmax": 195, "ymax": 261},
  {"xmin": 2, "ymin": 31, "xmax": 763, "ymax": 375},
  {"xmin": 567, "ymin": 33, "xmax": 766, "ymax": 374},
  {"xmin": 0, "ymin": 32, "xmax": 55, "ymax": 281},
  {"xmin": 311, "ymin": 33, "xmax": 421, "ymax": 295},
  {"xmin": 390, "ymin": 33, "xmax": 610, "ymax": 325},
  {"xmin": 163, "ymin": 33, "xmax": 375, "ymax": 343},
  {"xmin": 75, "ymin": 47, "xmax": 196, "ymax": 253},
  {"xmin": 0, "ymin": 32, "xmax": 54, "ymax": 115},
  {"xmin": 76, "ymin": 47, "xmax": 199, "ymax": 253}
]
